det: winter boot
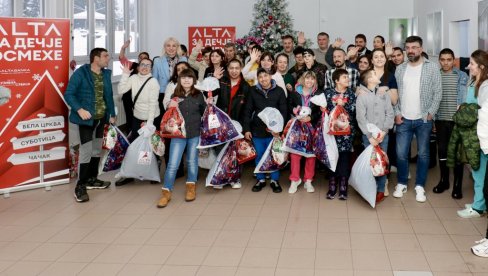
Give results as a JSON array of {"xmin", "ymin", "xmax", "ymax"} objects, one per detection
[
  {"xmin": 451, "ymin": 164, "xmax": 464, "ymax": 199},
  {"xmin": 326, "ymin": 176, "xmax": 337, "ymax": 199},
  {"xmin": 338, "ymin": 176, "xmax": 348, "ymax": 200},
  {"xmin": 433, "ymin": 160, "xmax": 450, "ymax": 193}
]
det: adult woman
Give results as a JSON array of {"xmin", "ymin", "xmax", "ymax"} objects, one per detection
[
  {"xmin": 276, "ymin": 53, "xmax": 295, "ymax": 95},
  {"xmin": 457, "ymin": 50, "xmax": 488, "ymax": 218},
  {"xmin": 157, "ymin": 69, "xmax": 207, "ymax": 208},
  {"xmin": 188, "ymin": 39, "xmax": 212, "ymax": 81},
  {"xmin": 204, "ymin": 49, "xmax": 227, "ymax": 80},
  {"xmin": 242, "ymin": 50, "xmax": 287, "ymax": 95},
  {"xmin": 358, "ymin": 55, "xmax": 372, "ymax": 74},
  {"xmin": 371, "ymin": 49, "xmax": 398, "ymax": 105},
  {"xmin": 373, "ymin": 35, "xmax": 386, "ymax": 50}
]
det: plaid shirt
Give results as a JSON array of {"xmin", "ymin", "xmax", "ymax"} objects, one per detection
[
  {"xmin": 394, "ymin": 58, "xmax": 442, "ymax": 121},
  {"xmin": 324, "ymin": 67, "xmax": 360, "ymax": 91}
]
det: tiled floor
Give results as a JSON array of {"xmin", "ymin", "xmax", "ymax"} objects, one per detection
[{"xmin": 0, "ymin": 164, "xmax": 487, "ymax": 276}]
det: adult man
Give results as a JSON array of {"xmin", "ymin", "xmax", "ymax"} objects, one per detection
[
  {"xmin": 296, "ymin": 49, "xmax": 328, "ymax": 90},
  {"xmin": 433, "ymin": 48, "xmax": 469, "ymax": 198},
  {"xmin": 224, "ymin": 42, "xmax": 240, "ymax": 62},
  {"xmin": 392, "ymin": 36, "xmax": 442, "ymax": 202},
  {"xmin": 325, "ymin": 38, "xmax": 359, "ymax": 70},
  {"xmin": 64, "ymin": 48, "xmax": 116, "ymax": 203},
  {"xmin": 324, "ymin": 48, "xmax": 360, "ymax": 91},
  {"xmin": 118, "ymin": 39, "xmax": 149, "ymax": 131},
  {"xmin": 313, "ymin": 32, "xmax": 331, "ymax": 67},
  {"xmin": 390, "ymin": 47, "xmax": 405, "ymax": 70},
  {"xmin": 276, "ymin": 35, "xmax": 296, "ymax": 69},
  {"xmin": 288, "ymin": 46, "xmax": 305, "ymax": 81},
  {"xmin": 355, "ymin": 33, "xmax": 371, "ymax": 57}
]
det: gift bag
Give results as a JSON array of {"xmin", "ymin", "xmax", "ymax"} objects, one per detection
[
  {"xmin": 102, "ymin": 124, "xmax": 117, "ymax": 150},
  {"xmin": 160, "ymin": 101, "xmax": 186, "ymax": 138},
  {"xmin": 236, "ymin": 139, "xmax": 257, "ymax": 164},
  {"xmin": 117, "ymin": 125, "xmax": 160, "ymax": 182},
  {"xmin": 328, "ymin": 105, "xmax": 351, "ymax": 135},
  {"xmin": 99, "ymin": 125, "xmax": 130, "ymax": 174},
  {"xmin": 371, "ymin": 145, "xmax": 389, "ymax": 176},
  {"xmin": 257, "ymin": 107, "xmax": 284, "ymax": 133},
  {"xmin": 197, "ymin": 104, "xmax": 242, "ymax": 149},
  {"xmin": 313, "ymin": 112, "xmax": 339, "ymax": 171},
  {"xmin": 151, "ymin": 132, "xmax": 165, "ymax": 156},
  {"xmin": 206, "ymin": 141, "xmax": 241, "ymax": 187},
  {"xmin": 349, "ymin": 145, "xmax": 376, "ymax": 208},
  {"xmin": 198, "ymin": 148, "xmax": 217, "ymax": 169},
  {"xmin": 282, "ymin": 118, "xmax": 315, "ymax": 157},
  {"xmin": 254, "ymin": 137, "xmax": 289, "ymax": 173}
]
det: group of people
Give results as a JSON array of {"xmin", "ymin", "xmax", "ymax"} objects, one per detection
[{"xmin": 63, "ymin": 31, "xmax": 488, "ymax": 258}]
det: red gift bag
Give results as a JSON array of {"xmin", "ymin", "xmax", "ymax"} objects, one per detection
[
  {"xmin": 160, "ymin": 106, "xmax": 186, "ymax": 138},
  {"xmin": 370, "ymin": 145, "xmax": 389, "ymax": 176},
  {"xmin": 236, "ymin": 139, "xmax": 257, "ymax": 164},
  {"xmin": 328, "ymin": 105, "xmax": 351, "ymax": 135}
]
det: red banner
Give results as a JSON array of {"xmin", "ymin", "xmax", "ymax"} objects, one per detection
[
  {"xmin": 0, "ymin": 18, "xmax": 70, "ymax": 191},
  {"xmin": 188, "ymin": 26, "xmax": 236, "ymax": 55}
]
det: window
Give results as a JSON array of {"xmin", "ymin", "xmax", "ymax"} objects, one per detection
[
  {"xmin": 72, "ymin": 0, "xmax": 140, "ymax": 77},
  {"xmin": 0, "ymin": 0, "xmax": 45, "ymax": 17}
]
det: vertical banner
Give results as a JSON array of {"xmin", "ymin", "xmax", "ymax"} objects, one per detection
[
  {"xmin": 188, "ymin": 26, "xmax": 236, "ymax": 55},
  {"xmin": 0, "ymin": 18, "xmax": 70, "ymax": 193}
]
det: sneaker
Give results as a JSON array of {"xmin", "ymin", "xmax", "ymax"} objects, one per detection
[
  {"xmin": 304, "ymin": 180, "xmax": 315, "ymax": 193},
  {"xmin": 252, "ymin": 180, "xmax": 266, "ymax": 192},
  {"xmin": 270, "ymin": 180, "xmax": 282, "ymax": 193},
  {"xmin": 384, "ymin": 179, "xmax": 389, "ymax": 197},
  {"xmin": 86, "ymin": 178, "xmax": 111, "ymax": 190},
  {"xmin": 74, "ymin": 185, "xmax": 89, "ymax": 202},
  {"xmin": 472, "ymin": 238, "xmax": 488, "ymax": 257},
  {"xmin": 393, "ymin": 184, "xmax": 407, "ymax": 198},
  {"xmin": 288, "ymin": 179, "xmax": 302, "ymax": 194},
  {"xmin": 213, "ymin": 185, "xmax": 223, "ymax": 190},
  {"xmin": 457, "ymin": 207, "xmax": 482, "ymax": 218},
  {"xmin": 415, "ymin": 186, "xmax": 426, "ymax": 203},
  {"xmin": 231, "ymin": 181, "xmax": 242, "ymax": 189},
  {"xmin": 465, "ymin": 203, "xmax": 472, "ymax": 209},
  {"xmin": 115, "ymin": 177, "xmax": 133, "ymax": 187}
]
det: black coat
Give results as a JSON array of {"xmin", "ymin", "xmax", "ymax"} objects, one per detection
[
  {"xmin": 213, "ymin": 78, "xmax": 251, "ymax": 123},
  {"xmin": 242, "ymin": 81, "xmax": 288, "ymax": 138}
]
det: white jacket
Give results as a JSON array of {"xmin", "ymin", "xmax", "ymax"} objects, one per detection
[
  {"xmin": 118, "ymin": 72, "xmax": 160, "ymax": 126},
  {"xmin": 477, "ymin": 81, "xmax": 488, "ymax": 154}
]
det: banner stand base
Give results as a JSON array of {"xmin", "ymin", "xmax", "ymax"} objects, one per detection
[{"xmin": 0, "ymin": 178, "xmax": 70, "ymax": 197}]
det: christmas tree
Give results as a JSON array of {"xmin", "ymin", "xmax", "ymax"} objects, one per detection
[{"xmin": 245, "ymin": 0, "xmax": 309, "ymax": 53}]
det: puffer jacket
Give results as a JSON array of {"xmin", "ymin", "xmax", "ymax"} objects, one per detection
[{"xmin": 447, "ymin": 103, "xmax": 480, "ymax": 169}]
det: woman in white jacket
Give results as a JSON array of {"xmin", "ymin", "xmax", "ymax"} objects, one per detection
[{"xmin": 118, "ymin": 58, "xmax": 161, "ymax": 142}]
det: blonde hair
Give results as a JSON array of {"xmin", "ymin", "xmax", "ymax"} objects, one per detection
[
  {"xmin": 162, "ymin": 37, "xmax": 180, "ymax": 56},
  {"xmin": 297, "ymin": 71, "xmax": 317, "ymax": 91}
]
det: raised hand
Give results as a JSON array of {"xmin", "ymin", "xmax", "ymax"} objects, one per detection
[
  {"xmin": 297, "ymin": 31, "xmax": 306, "ymax": 45},
  {"xmin": 385, "ymin": 41, "xmax": 393, "ymax": 57},
  {"xmin": 333, "ymin": 38, "xmax": 345, "ymax": 48},
  {"xmin": 195, "ymin": 39, "xmax": 203, "ymax": 51},
  {"xmin": 250, "ymin": 48, "xmax": 261, "ymax": 63},
  {"xmin": 121, "ymin": 62, "xmax": 133, "ymax": 75},
  {"xmin": 122, "ymin": 38, "xmax": 131, "ymax": 49},
  {"xmin": 347, "ymin": 46, "xmax": 359, "ymax": 59}
]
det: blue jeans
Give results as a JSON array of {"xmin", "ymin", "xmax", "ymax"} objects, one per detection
[
  {"xmin": 253, "ymin": 137, "xmax": 280, "ymax": 181},
  {"xmin": 396, "ymin": 118, "xmax": 433, "ymax": 187},
  {"xmin": 362, "ymin": 134, "xmax": 389, "ymax": 192},
  {"xmin": 472, "ymin": 153, "xmax": 487, "ymax": 211},
  {"xmin": 163, "ymin": 137, "xmax": 199, "ymax": 190}
]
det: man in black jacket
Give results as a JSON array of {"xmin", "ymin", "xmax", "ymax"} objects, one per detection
[{"xmin": 243, "ymin": 68, "xmax": 288, "ymax": 193}]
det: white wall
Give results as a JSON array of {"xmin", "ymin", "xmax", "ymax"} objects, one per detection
[
  {"xmin": 413, "ymin": 0, "xmax": 482, "ymax": 57},
  {"xmin": 143, "ymin": 0, "xmax": 413, "ymax": 57}
]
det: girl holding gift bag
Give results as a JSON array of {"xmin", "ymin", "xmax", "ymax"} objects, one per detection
[
  {"xmin": 325, "ymin": 68, "xmax": 357, "ymax": 200},
  {"xmin": 356, "ymin": 69, "xmax": 394, "ymax": 203},
  {"xmin": 287, "ymin": 71, "xmax": 323, "ymax": 194},
  {"xmin": 157, "ymin": 69, "xmax": 208, "ymax": 208}
]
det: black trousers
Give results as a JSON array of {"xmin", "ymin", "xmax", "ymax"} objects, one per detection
[
  {"xmin": 435, "ymin": 120, "xmax": 455, "ymax": 161},
  {"xmin": 331, "ymin": 152, "xmax": 351, "ymax": 178}
]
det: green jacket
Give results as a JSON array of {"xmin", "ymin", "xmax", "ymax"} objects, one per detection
[{"xmin": 447, "ymin": 103, "xmax": 480, "ymax": 170}]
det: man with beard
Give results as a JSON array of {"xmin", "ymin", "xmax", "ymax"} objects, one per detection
[
  {"xmin": 276, "ymin": 34, "xmax": 296, "ymax": 70},
  {"xmin": 324, "ymin": 48, "xmax": 360, "ymax": 91},
  {"xmin": 355, "ymin": 33, "xmax": 372, "ymax": 57},
  {"xmin": 392, "ymin": 36, "xmax": 442, "ymax": 203},
  {"xmin": 390, "ymin": 47, "xmax": 405, "ymax": 70}
]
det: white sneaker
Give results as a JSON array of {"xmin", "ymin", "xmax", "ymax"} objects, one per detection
[
  {"xmin": 465, "ymin": 203, "xmax": 472, "ymax": 209},
  {"xmin": 457, "ymin": 207, "xmax": 482, "ymax": 218},
  {"xmin": 288, "ymin": 179, "xmax": 302, "ymax": 194},
  {"xmin": 472, "ymin": 238, "xmax": 488, "ymax": 257},
  {"xmin": 393, "ymin": 184, "xmax": 407, "ymax": 198},
  {"xmin": 384, "ymin": 179, "xmax": 389, "ymax": 197},
  {"xmin": 213, "ymin": 185, "xmax": 223, "ymax": 190},
  {"xmin": 231, "ymin": 181, "xmax": 242, "ymax": 189},
  {"xmin": 304, "ymin": 180, "xmax": 315, "ymax": 193},
  {"xmin": 415, "ymin": 186, "xmax": 426, "ymax": 203}
]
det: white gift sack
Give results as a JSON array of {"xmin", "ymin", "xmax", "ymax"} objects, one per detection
[
  {"xmin": 310, "ymin": 93, "xmax": 327, "ymax": 108},
  {"xmin": 257, "ymin": 107, "xmax": 284, "ymax": 133},
  {"xmin": 198, "ymin": 148, "xmax": 217, "ymax": 170},
  {"xmin": 117, "ymin": 126, "xmax": 160, "ymax": 182},
  {"xmin": 349, "ymin": 145, "xmax": 376, "ymax": 208},
  {"xmin": 322, "ymin": 113, "xmax": 339, "ymax": 171}
]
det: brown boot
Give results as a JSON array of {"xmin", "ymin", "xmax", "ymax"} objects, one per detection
[
  {"xmin": 185, "ymin": 182, "xmax": 196, "ymax": 202},
  {"xmin": 157, "ymin": 189, "xmax": 171, "ymax": 208}
]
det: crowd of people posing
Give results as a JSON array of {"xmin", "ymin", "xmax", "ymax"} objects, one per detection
[{"xmin": 64, "ymin": 32, "xmax": 488, "ymax": 257}]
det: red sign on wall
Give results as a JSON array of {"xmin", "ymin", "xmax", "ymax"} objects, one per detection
[
  {"xmin": 0, "ymin": 18, "xmax": 70, "ymax": 191},
  {"xmin": 188, "ymin": 26, "xmax": 236, "ymax": 55}
]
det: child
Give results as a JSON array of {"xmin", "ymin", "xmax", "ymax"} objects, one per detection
[
  {"xmin": 356, "ymin": 69, "xmax": 394, "ymax": 203},
  {"xmin": 287, "ymin": 71, "xmax": 322, "ymax": 193},
  {"xmin": 325, "ymin": 69, "xmax": 356, "ymax": 200}
]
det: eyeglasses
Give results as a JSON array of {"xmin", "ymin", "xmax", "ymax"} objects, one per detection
[{"xmin": 139, "ymin": 63, "xmax": 151, "ymax": 68}]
